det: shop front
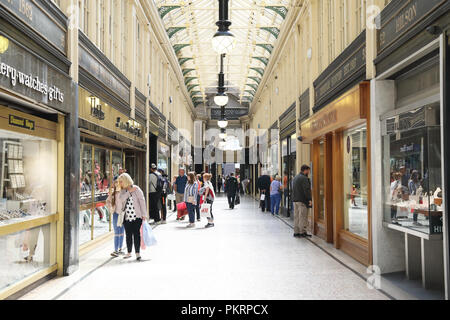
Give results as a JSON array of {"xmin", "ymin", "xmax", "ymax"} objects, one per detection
[
  {"xmin": 78, "ymin": 34, "xmax": 146, "ymax": 252},
  {"xmin": 301, "ymin": 83, "xmax": 371, "ymax": 265},
  {"xmin": 279, "ymin": 103, "xmax": 297, "ymax": 218},
  {"xmin": 371, "ymin": 0, "xmax": 450, "ymax": 297},
  {"xmin": 78, "ymin": 88, "xmax": 146, "ymax": 250},
  {"xmin": 0, "ymin": 0, "xmax": 77, "ymax": 298}
]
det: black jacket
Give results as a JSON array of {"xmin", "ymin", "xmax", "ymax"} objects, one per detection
[
  {"xmin": 292, "ymin": 173, "xmax": 312, "ymax": 206},
  {"xmin": 226, "ymin": 177, "xmax": 238, "ymax": 195},
  {"xmin": 256, "ymin": 175, "xmax": 271, "ymax": 191}
]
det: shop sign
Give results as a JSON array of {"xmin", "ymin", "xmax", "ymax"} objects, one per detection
[
  {"xmin": 313, "ymin": 32, "xmax": 366, "ymax": 111},
  {"xmin": 311, "ymin": 110, "xmax": 337, "ymax": 133},
  {"xmin": 79, "ymin": 45, "xmax": 130, "ymax": 104},
  {"xmin": 0, "ymin": 0, "xmax": 66, "ymax": 52},
  {"xmin": 0, "ymin": 60, "xmax": 64, "ymax": 103},
  {"xmin": 8, "ymin": 114, "xmax": 34, "ymax": 130},
  {"xmin": 0, "ymin": 35, "xmax": 72, "ymax": 112},
  {"xmin": 211, "ymin": 108, "xmax": 249, "ymax": 120},
  {"xmin": 377, "ymin": 0, "xmax": 447, "ymax": 54}
]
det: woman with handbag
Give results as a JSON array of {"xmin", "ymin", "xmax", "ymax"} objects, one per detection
[
  {"xmin": 184, "ymin": 172, "xmax": 199, "ymax": 228},
  {"xmin": 199, "ymin": 173, "xmax": 216, "ymax": 228},
  {"xmin": 117, "ymin": 173, "xmax": 148, "ymax": 261},
  {"xmin": 106, "ymin": 179, "xmax": 125, "ymax": 257}
]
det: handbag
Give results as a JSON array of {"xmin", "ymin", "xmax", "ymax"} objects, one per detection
[
  {"xmin": 167, "ymin": 193, "xmax": 176, "ymax": 201},
  {"xmin": 235, "ymin": 194, "xmax": 240, "ymax": 205},
  {"xmin": 140, "ymin": 220, "xmax": 157, "ymax": 250},
  {"xmin": 200, "ymin": 203, "xmax": 211, "ymax": 218},
  {"xmin": 187, "ymin": 196, "xmax": 196, "ymax": 204},
  {"xmin": 260, "ymin": 193, "xmax": 266, "ymax": 201}
]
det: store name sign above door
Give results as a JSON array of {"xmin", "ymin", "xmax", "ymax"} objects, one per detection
[
  {"xmin": 377, "ymin": 0, "xmax": 446, "ymax": 54},
  {"xmin": 9, "ymin": 115, "xmax": 35, "ymax": 131},
  {"xmin": 311, "ymin": 110, "xmax": 337, "ymax": 133},
  {"xmin": 0, "ymin": 61, "xmax": 64, "ymax": 103}
]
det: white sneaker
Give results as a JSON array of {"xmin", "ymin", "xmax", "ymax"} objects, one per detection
[
  {"xmin": 161, "ymin": 220, "xmax": 167, "ymax": 224},
  {"xmin": 186, "ymin": 223, "xmax": 195, "ymax": 228}
]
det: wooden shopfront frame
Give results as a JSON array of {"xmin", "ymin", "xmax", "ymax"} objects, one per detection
[
  {"xmin": 301, "ymin": 83, "xmax": 372, "ymax": 265},
  {"xmin": 0, "ymin": 104, "xmax": 65, "ymax": 299}
]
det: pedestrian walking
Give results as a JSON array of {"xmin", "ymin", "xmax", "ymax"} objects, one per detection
[
  {"xmin": 195, "ymin": 174, "xmax": 203, "ymax": 222},
  {"xmin": 149, "ymin": 164, "xmax": 162, "ymax": 224},
  {"xmin": 217, "ymin": 175, "xmax": 223, "ymax": 193},
  {"xmin": 270, "ymin": 175, "xmax": 283, "ymax": 216},
  {"xmin": 117, "ymin": 173, "xmax": 148, "ymax": 260},
  {"xmin": 257, "ymin": 171, "xmax": 271, "ymax": 212},
  {"xmin": 174, "ymin": 168, "xmax": 188, "ymax": 220},
  {"xmin": 199, "ymin": 173, "xmax": 216, "ymax": 228},
  {"xmin": 226, "ymin": 173, "xmax": 238, "ymax": 209},
  {"xmin": 171, "ymin": 175, "xmax": 178, "ymax": 212},
  {"xmin": 292, "ymin": 165, "xmax": 312, "ymax": 238},
  {"xmin": 159, "ymin": 169, "xmax": 170, "ymax": 224},
  {"xmin": 184, "ymin": 172, "xmax": 199, "ymax": 228},
  {"xmin": 106, "ymin": 179, "xmax": 124, "ymax": 257}
]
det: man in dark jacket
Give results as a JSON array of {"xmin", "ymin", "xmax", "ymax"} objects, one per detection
[
  {"xmin": 256, "ymin": 171, "xmax": 271, "ymax": 212},
  {"xmin": 226, "ymin": 173, "xmax": 238, "ymax": 209},
  {"xmin": 292, "ymin": 165, "xmax": 312, "ymax": 238}
]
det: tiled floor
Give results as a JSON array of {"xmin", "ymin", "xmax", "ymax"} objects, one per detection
[{"xmin": 20, "ymin": 195, "xmax": 389, "ymax": 300}]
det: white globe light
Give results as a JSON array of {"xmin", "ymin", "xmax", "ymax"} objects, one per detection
[
  {"xmin": 214, "ymin": 94, "xmax": 229, "ymax": 106},
  {"xmin": 212, "ymin": 32, "xmax": 236, "ymax": 55},
  {"xmin": 218, "ymin": 120, "xmax": 228, "ymax": 128}
]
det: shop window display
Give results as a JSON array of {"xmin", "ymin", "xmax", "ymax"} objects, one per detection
[
  {"xmin": 0, "ymin": 129, "xmax": 57, "ymax": 290},
  {"xmin": 382, "ymin": 104, "xmax": 443, "ymax": 234},
  {"xmin": 158, "ymin": 142, "xmax": 170, "ymax": 174},
  {"xmin": 79, "ymin": 144, "xmax": 93, "ymax": 245},
  {"xmin": 0, "ymin": 223, "xmax": 54, "ymax": 291},
  {"xmin": 318, "ymin": 141, "xmax": 325, "ymax": 221},
  {"xmin": 93, "ymin": 148, "xmax": 111, "ymax": 239},
  {"xmin": 343, "ymin": 126, "xmax": 368, "ymax": 239},
  {"xmin": 0, "ymin": 129, "xmax": 57, "ymax": 226}
]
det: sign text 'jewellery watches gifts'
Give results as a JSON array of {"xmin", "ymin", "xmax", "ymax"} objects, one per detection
[{"xmin": 0, "ymin": 61, "xmax": 64, "ymax": 103}]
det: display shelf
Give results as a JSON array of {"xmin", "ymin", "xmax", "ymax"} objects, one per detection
[
  {"xmin": 0, "ymin": 214, "xmax": 58, "ymax": 237},
  {"xmin": 383, "ymin": 222, "xmax": 443, "ymax": 240}
]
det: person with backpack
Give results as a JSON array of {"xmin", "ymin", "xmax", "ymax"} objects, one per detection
[
  {"xmin": 149, "ymin": 163, "xmax": 163, "ymax": 224},
  {"xmin": 158, "ymin": 169, "xmax": 171, "ymax": 224}
]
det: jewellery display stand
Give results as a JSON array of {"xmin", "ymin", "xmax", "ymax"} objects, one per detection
[{"xmin": 0, "ymin": 141, "xmax": 46, "ymax": 226}]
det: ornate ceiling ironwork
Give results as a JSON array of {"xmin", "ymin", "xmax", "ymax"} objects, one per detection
[{"xmin": 155, "ymin": 0, "xmax": 291, "ymax": 108}]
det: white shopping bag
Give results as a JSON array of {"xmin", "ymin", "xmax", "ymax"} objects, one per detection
[
  {"xmin": 200, "ymin": 203, "xmax": 211, "ymax": 218},
  {"xmin": 167, "ymin": 193, "xmax": 176, "ymax": 201},
  {"xmin": 260, "ymin": 194, "xmax": 266, "ymax": 201}
]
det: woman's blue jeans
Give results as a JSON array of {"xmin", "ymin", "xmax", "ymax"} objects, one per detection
[
  {"xmin": 113, "ymin": 213, "xmax": 125, "ymax": 252},
  {"xmin": 270, "ymin": 193, "xmax": 281, "ymax": 215},
  {"xmin": 186, "ymin": 202, "xmax": 196, "ymax": 223}
]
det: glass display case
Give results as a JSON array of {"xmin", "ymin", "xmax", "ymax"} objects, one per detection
[
  {"xmin": 0, "ymin": 130, "xmax": 57, "ymax": 227},
  {"xmin": 79, "ymin": 143, "xmax": 121, "ymax": 245},
  {"xmin": 343, "ymin": 126, "xmax": 368, "ymax": 239},
  {"xmin": 382, "ymin": 104, "xmax": 443, "ymax": 235}
]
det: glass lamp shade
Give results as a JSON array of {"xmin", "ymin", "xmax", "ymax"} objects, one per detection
[
  {"xmin": 212, "ymin": 31, "xmax": 236, "ymax": 55},
  {"xmin": 218, "ymin": 120, "xmax": 228, "ymax": 128},
  {"xmin": 0, "ymin": 36, "xmax": 9, "ymax": 54},
  {"xmin": 214, "ymin": 93, "xmax": 229, "ymax": 106}
]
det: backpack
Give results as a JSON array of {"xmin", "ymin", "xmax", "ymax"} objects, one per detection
[
  {"xmin": 163, "ymin": 177, "xmax": 172, "ymax": 194},
  {"xmin": 151, "ymin": 172, "xmax": 164, "ymax": 195}
]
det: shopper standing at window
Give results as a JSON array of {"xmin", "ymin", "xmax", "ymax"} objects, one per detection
[
  {"xmin": 184, "ymin": 172, "xmax": 198, "ymax": 228},
  {"xmin": 270, "ymin": 176, "xmax": 283, "ymax": 216},
  {"xmin": 106, "ymin": 179, "xmax": 125, "ymax": 257},
  {"xmin": 118, "ymin": 173, "xmax": 147, "ymax": 261},
  {"xmin": 159, "ymin": 169, "xmax": 170, "ymax": 224},
  {"xmin": 174, "ymin": 168, "xmax": 188, "ymax": 221},
  {"xmin": 292, "ymin": 165, "xmax": 312, "ymax": 238}
]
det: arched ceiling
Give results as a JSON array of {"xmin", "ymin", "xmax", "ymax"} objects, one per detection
[{"xmin": 155, "ymin": 0, "xmax": 292, "ymax": 110}]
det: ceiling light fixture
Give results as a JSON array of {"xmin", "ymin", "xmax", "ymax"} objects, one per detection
[
  {"xmin": 214, "ymin": 54, "xmax": 229, "ymax": 106},
  {"xmin": 218, "ymin": 106, "xmax": 228, "ymax": 128},
  {"xmin": 212, "ymin": 0, "xmax": 236, "ymax": 55}
]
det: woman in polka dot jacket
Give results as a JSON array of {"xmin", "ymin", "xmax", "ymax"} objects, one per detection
[{"xmin": 117, "ymin": 173, "xmax": 148, "ymax": 261}]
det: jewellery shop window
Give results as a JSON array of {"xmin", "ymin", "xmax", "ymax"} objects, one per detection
[
  {"xmin": 382, "ymin": 104, "xmax": 443, "ymax": 235},
  {"xmin": 79, "ymin": 143, "xmax": 118, "ymax": 245},
  {"xmin": 0, "ymin": 129, "xmax": 57, "ymax": 290}
]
